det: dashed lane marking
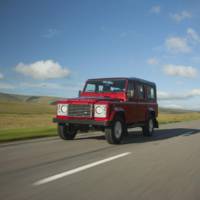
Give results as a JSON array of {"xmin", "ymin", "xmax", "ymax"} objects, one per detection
[{"xmin": 33, "ymin": 152, "xmax": 131, "ymax": 186}]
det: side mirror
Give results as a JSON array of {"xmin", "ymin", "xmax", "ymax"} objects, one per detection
[
  {"xmin": 127, "ymin": 90, "xmax": 134, "ymax": 98},
  {"xmin": 78, "ymin": 90, "xmax": 82, "ymax": 97}
]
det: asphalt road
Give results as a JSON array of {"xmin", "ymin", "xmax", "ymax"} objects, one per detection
[{"xmin": 1, "ymin": 120, "xmax": 200, "ymax": 200}]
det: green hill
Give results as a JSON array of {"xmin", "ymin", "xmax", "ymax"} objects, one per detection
[
  {"xmin": 0, "ymin": 92, "xmax": 61, "ymax": 104},
  {"xmin": 0, "ymin": 92, "xmax": 28, "ymax": 102},
  {"xmin": 158, "ymin": 107, "xmax": 195, "ymax": 114},
  {"xmin": 0, "ymin": 92, "xmax": 63, "ymax": 114}
]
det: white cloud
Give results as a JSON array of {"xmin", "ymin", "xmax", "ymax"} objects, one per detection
[
  {"xmin": 158, "ymin": 91, "xmax": 175, "ymax": 100},
  {"xmin": 158, "ymin": 89, "xmax": 200, "ymax": 101},
  {"xmin": 0, "ymin": 72, "xmax": 4, "ymax": 79},
  {"xmin": 15, "ymin": 60, "xmax": 70, "ymax": 80},
  {"xmin": 147, "ymin": 57, "xmax": 159, "ymax": 65},
  {"xmin": 165, "ymin": 37, "xmax": 191, "ymax": 53},
  {"xmin": 42, "ymin": 29, "xmax": 60, "ymax": 38},
  {"xmin": 170, "ymin": 11, "xmax": 192, "ymax": 22},
  {"xmin": 161, "ymin": 104, "xmax": 183, "ymax": 109},
  {"xmin": 150, "ymin": 5, "xmax": 161, "ymax": 14},
  {"xmin": 190, "ymin": 89, "xmax": 200, "ymax": 96},
  {"xmin": 0, "ymin": 83, "xmax": 15, "ymax": 89},
  {"xmin": 187, "ymin": 28, "xmax": 200, "ymax": 43},
  {"xmin": 163, "ymin": 64, "xmax": 198, "ymax": 78},
  {"xmin": 164, "ymin": 28, "xmax": 200, "ymax": 54}
]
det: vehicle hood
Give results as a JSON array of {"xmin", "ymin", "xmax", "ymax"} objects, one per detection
[{"xmin": 57, "ymin": 96, "xmax": 121, "ymax": 104}]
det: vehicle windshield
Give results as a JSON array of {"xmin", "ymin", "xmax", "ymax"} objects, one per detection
[{"xmin": 84, "ymin": 79, "xmax": 126, "ymax": 93}]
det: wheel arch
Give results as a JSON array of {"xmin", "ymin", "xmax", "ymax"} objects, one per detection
[
  {"xmin": 147, "ymin": 107, "xmax": 156, "ymax": 119},
  {"xmin": 110, "ymin": 107, "xmax": 126, "ymax": 123},
  {"xmin": 110, "ymin": 107, "xmax": 126, "ymax": 122}
]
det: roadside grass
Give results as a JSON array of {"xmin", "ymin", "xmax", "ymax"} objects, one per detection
[
  {"xmin": 0, "ymin": 127, "xmax": 57, "ymax": 142},
  {"xmin": 0, "ymin": 100, "xmax": 57, "ymax": 143},
  {"xmin": 158, "ymin": 112, "xmax": 200, "ymax": 124},
  {"xmin": 0, "ymin": 114, "xmax": 54, "ymax": 129}
]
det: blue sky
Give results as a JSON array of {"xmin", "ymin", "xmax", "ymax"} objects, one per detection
[{"xmin": 0, "ymin": 0, "xmax": 200, "ymax": 110}]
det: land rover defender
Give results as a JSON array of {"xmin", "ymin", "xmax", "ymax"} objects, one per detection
[{"xmin": 53, "ymin": 77, "xmax": 158, "ymax": 144}]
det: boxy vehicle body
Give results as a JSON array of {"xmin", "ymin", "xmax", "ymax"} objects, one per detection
[{"xmin": 53, "ymin": 77, "xmax": 158, "ymax": 144}]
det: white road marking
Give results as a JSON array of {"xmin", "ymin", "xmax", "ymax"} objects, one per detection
[{"xmin": 33, "ymin": 152, "xmax": 131, "ymax": 186}]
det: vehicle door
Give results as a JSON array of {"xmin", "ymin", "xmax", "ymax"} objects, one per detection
[
  {"xmin": 126, "ymin": 80, "xmax": 137, "ymax": 124},
  {"xmin": 135, "ymin": 82, "xmax": 146, "ymax": 122}
]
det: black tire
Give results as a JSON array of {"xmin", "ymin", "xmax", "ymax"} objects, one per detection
[
  {"xmin": 105, "ymin": 116, "xmax": 125, "ymax": 144},
  {"xmin": 58, "ymin": 124, "xmax": 77, "ymax": 140},
  {"xmin": 142, "ymin": 117, "xmax": 154, "ymax": 137}
]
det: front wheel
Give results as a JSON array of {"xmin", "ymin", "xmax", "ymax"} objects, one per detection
[
  {"xmin": 105, "ymin": 116, "xmax": 125, "ymax": 144},
  {"xmin": 142, "ymin": 118, "xmax": 154, "ymax": 137},
  {"xmin": 58, "ymin": 124, "xmax": 77, "ymax": 140}
]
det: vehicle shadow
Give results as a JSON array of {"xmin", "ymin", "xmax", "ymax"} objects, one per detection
[
  {"xmin": 75, "ymin": 128, "xmax": 200, "ymax": 144},
  {"xmin": 122, "ymin": 128, "xmax": 200, "ymax": 144}
]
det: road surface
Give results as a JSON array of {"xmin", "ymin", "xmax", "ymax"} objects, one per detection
[{"xmin": 0, "ymin": 120, "xmax": 200, "ymax": 200}]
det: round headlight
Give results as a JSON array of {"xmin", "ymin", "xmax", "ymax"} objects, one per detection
[
  {"xmin": 94, "ymin": 104, "xmax": 107, "ymax": 118},
  {"xmin": 95, "ymin": 106, "xmax": 103, "ymax": 114},
  {"xmin": 61, "ymin": 105, "xmax": 67, "ymax": 113}
]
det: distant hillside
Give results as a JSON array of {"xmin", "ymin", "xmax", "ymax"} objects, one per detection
[
  {"xmin": 158, "ymin": 107, "xmax": 195, "ymax": 114},
  {"xmin": 0, "ymin": 92, "xmax": 62, "ymax": 105},
  {"xmin": 0, "ymin": 92, "xmax": 65, "ymax": 114},
  {"xmin": 0, "ymin": 92, "xmax": 28, "ymax": 102}
]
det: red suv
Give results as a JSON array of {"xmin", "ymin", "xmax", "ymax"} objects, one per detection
[{"xmin": 53, "ymin": 77, "xmax": 158, "ymax": 144}]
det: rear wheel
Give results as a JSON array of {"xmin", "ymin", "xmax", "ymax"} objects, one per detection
[
  {"xmin": 105, "ymin": 116, "xmax": 125, "ymax": 144},
  {"xmin": 142, "ymin": 117, "xmax": 154, "ymax": 137},
  {"xmin": 58, "ymin": 124, "xmax": 77, "ymax": 140}
]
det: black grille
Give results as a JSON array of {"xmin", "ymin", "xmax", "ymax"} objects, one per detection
[{"xmin": 68, "ymin": 104, "xmax": 92, "ymax": 117}]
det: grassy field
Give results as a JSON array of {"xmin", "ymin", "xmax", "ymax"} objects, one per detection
[
  {"xmin": 0, "ymin": 92, "xmax": 200, "ymax": 142},
  {"xmin": 0, "ymin": 93, "xmax": 58, "ymax": 142},
  {"xmin": 0, "ymin": 127, "xmax": 56, "ymax": 142},
  {"xmin": 158, "ymin": 112, "xmax": 200, "ymax": 124}
]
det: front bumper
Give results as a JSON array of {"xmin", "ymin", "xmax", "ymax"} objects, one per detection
[{"xmin": 53, "ymin": 118, "xmax": 108, "ymax": 126}]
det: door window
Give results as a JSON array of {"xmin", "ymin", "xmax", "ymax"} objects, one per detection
[
  {"xmin": 137, "ymin": 84, "xmax": 145, "ymax": 100},
  {"xmin": 127, "ymin": 81, "xmax": 135, "ymax": 100}
]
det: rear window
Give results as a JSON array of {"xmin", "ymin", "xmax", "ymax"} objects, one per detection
[{"xmin": 146, "ymin": 86, "xmax": 156, "ymax": 100}]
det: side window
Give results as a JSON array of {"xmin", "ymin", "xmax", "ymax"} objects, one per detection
[
  {"xmin": 127, "ymin": 81, "xmax": 135, "ymax": 100},
  {"xmin": 137, "ymin": 84, "xmax": 145, "ymax": 100},
  {"xmin": 147, "ymin": 86, "xmax": 155, "ymax": 100},
  {"xmin": 98, "ymin": 85, "xmax": 103, "ymax": 92}
]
